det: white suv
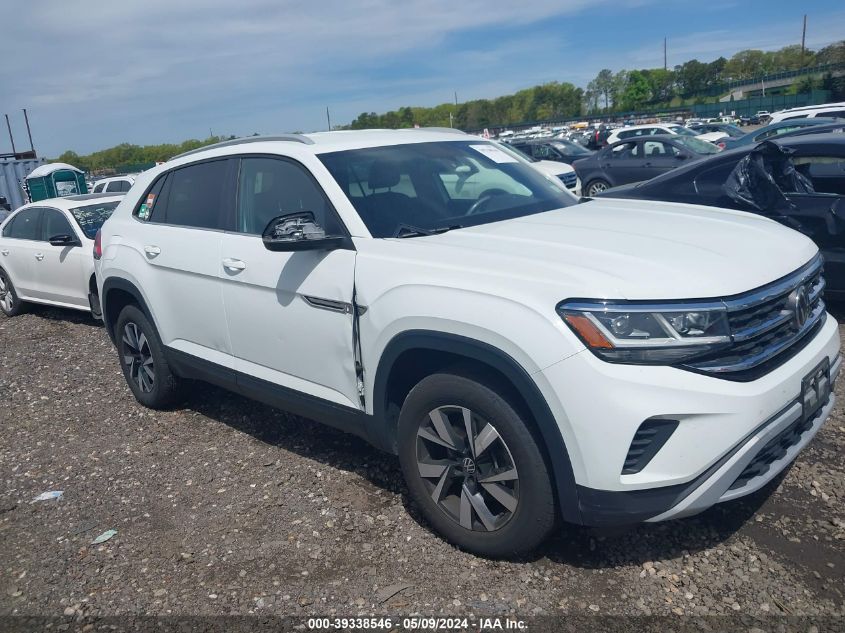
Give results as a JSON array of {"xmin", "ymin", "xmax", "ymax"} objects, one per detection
[
  {"xmin": 92, "ymin": 176, "xmax": 136, "ymax": 194},
  {"xmin": 605, "ymin": 123, "xmax": 701, "ymax": 144},
  {"xmin": 95, "ymin": 130, "xmax": 840, "ymax": 557}
]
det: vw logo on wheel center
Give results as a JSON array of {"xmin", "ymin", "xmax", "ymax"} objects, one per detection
[{"xmin": 462, "ymin": 457, "xmax": 476, "ymax": 474}]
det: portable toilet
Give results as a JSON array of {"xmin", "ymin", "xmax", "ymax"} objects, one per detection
[{"xmin": 24, "ymin": 163, "xmax": 88, "ymax": 202}]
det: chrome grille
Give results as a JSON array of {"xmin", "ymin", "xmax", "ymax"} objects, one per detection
[
  {"xmin": 558, "ymin": 172, "xmax": 577, "ymax": 189},
  {"xmin": 686, "ymin": 256, "xmax": 826, "ymax": 381}
]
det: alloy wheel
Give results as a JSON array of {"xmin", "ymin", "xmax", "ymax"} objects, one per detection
[
  {"xmin": 416, "ymin": 405, "xmax": 519, "ymax": 532},
  {"xmin": 588, "ymin": 181, "xmax": 608, "ymax": 196},
  {"xmin": 0, "ymin": 272, "xmax": 13, "ymax": 313},
  {"xmin": 122, "ymin": 322, "xmax": 155, "ymax": 393}
]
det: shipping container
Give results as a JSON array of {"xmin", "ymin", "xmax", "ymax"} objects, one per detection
[{"xmin": 0, "ymin": 158, "xmax": 45, "ymax": 210}]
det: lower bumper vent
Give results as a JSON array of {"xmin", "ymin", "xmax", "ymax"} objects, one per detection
[{"xmin": 621, "ymin": 419, "xmax": 679, "ymax": 475}]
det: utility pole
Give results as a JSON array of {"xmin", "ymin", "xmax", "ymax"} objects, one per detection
[
  {"xmin": 326, "ymin": 106, "xmax": 332, "ymax": 131},
  {"xmin": 800, "ymin": 14, "xmax": 807, "ymax": 64},
  {"xmin": 22, "ymin": 108, "xmax": 35, "ymax": 154},
  {"xmin": 5, "ymin": 114, "xmax": 16, "ymax": 155},
  {"xmin": 454, "ymin": 91, "xmax": 458, "ymax": 107},
  {"xmin": 663, "ymin": 37, "xmax": 667, "ymax": 71}
]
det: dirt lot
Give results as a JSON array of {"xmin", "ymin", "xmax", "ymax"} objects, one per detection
[{"xmin": 0, "ymin": 304, "xmax": 843, "ymax": 623}]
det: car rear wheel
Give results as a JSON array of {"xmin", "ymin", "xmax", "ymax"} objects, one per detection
[
  {"xmin": 0, "ymin": 268, "xmax": 25, "ymax": 317},
  {"xmin": 586, "ymin": 179, "xmax": 610, "ymax": 196},
  {"xmin": 398, "ymin": 371, "xmax": 556, "ymax": 558},
  {"xmin": 115, "ymin": 304, "xmax": 181, "ymax": 409}
]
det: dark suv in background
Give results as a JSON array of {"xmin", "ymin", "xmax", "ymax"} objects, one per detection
[{"xmin": 508, "ymin": 139, "xmax": 595, "ymax": 165}]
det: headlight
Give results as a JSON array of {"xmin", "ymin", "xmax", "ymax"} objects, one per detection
[{"xmin": 557, "ymin": 300, "xmax": 731, "ymax": 364}]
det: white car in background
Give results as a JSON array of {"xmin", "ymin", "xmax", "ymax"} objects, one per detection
[
  {"xmin": 605, "ymin": 123, "xmax": 702, "ymax": 145},
  {"xmin": 769, "ymin": 102, "xmax": 845, "ymax": 124},
  {"xmin": 0, "ymin": 193, "xmax": 123, "ymax": 317},
  {"xmin": 92, "ymin": 175, "xmax": 136, "ymax": 193},
  {"xmin": 497, "ymin": 142, "xmax": 581, "ymax": 196}
]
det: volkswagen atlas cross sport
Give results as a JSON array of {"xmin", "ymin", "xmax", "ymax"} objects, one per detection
[{"xmin": 94, "ymin": 129, "xmax": 840, "ymax": 558}]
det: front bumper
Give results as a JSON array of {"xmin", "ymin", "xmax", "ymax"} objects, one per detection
[{"xmin": 537, "ymin": 312, "xmax": 841, "ymax": 525}]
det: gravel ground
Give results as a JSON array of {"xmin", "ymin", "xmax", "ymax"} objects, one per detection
[{"xmin": 0, "ymin": 303, "xmax": 843, "ymax": 623}]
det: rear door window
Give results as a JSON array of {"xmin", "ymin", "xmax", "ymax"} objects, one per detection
[
  {"xmin": 157, "ymin": 160, "xmax": 233, "ymax": 230},
  {"xmin": 93, "ymin": 183, "xmax": 105, "ymax": 193},
  {"xmin": 610, "ymin": 141, "xmax": 638, "ymax": 159},
  {"xmin": 7, "ymin": 208, "xmax": 41, "ymax": 240}
]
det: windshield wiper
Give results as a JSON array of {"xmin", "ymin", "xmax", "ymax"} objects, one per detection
[{"xmin": 393, "ymin": 223, "xmax": 461, "ymax": 238}]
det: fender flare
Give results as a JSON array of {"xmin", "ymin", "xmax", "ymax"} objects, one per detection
[
  {"xmin": 372, "ymin": 329, "xmax": 582, "ymax": 524},
  {"xmin": 101, "ymin": 277, "xmax": 156, "ymax": 343}
]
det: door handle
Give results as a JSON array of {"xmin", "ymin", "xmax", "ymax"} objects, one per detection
[
  {"xmin": 35, "ymin": 253, "xmax": 44, "ymax": 261},
  {"xmin": 222, "ymin": 258, "xmax": 246, "ymax": 272},
  {"xmin": 0, "ymin": 250, "xmax": 8, "ymax": 256},
  {"xmin": 144, "ymin": 245, "xmax": 161, "ymax": 257}
]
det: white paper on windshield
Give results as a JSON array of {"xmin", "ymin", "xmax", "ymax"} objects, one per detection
[{"xmin": 469, "ymin": 144, "xmax": 518, "ymax": 163}]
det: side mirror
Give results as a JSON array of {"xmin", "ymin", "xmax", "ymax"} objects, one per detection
[
  {"xmin": 676, "ymin": 154, "xmax": 688, "ymax": 160},
  {"xmin": 262, "ymin": 212, "xmax": 348, "ymax": 252},
  {"xmin": 49, "ymin": 234, "xmax": 81, "ymax": 247}
]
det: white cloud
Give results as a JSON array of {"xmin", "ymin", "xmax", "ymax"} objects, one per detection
[{"xmin": 0, "ymin": 0, "xmax": 841, "ymax": 155}]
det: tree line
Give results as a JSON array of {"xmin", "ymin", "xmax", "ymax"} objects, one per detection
[
  {"xmin": 347, "ymin": 41, "xmax": 844, "ymax": 129},
  {"xmin": 55, "ymin": 42, "xmax": 844, "ymax": 172},
  {"xmin": 585, "ymin": 42, "xmax": 845, "ymax": 113},
  {"xmin": 55, "ymin": 136, "xmax": 238, "ymax": 175}
]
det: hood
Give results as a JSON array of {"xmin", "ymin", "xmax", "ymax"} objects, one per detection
[
  {"xmin": 530, "ymin": 160, "xmax": 574, "ymax": 178},
  {"xmin": 400, "ymin": 197, "xmax": 818, "ymax": 300}
]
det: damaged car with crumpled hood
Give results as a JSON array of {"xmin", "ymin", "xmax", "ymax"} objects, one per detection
[{"xmin": 597, "ymin": 133, "xmax": 845, "ymax": 296}]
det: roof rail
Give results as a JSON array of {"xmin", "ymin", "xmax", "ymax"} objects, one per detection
[
  {"xmin": 401, "ymin": 127, "xmax": 467, "ymax": 135},
  {"xmin": 171, "ymin": 134, "xmax": 315, "ymax": 160}
]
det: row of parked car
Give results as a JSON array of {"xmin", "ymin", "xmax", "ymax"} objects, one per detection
[{"xmin": 0, "ymin": 126, "xmax": 841, "ymax": 558}]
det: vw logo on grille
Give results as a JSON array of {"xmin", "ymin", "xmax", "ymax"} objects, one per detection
[
  {"xmin": 788, "ymin": 285, "xmax": 811, "ymax": 329},
  {"xmin": 462, "ymin": 457, "xmax": 476, "ymax": 474}
]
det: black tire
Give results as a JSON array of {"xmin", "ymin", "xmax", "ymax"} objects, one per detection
[
  {"xmin": 398, "ymin": 371, "xmax": 556, "ymax": 558},
  {"xmin": 114, "ymin": 304, "xmax": 180, "ymax": 409},
  {"xmin": 586, "ymin": 179, "xmax": 610, "ymax": 197},
  {"xmin": 0, "ymin": 267, "xmax": 25, "ymax": 317}
]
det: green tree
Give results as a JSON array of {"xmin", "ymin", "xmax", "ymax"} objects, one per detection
[
  {"xmin": 593, "ymin": 68, "xmax": 615, "ymax": 110},
  {"xmin": 675, "ymin": 59, "xmax": 709, "ymax": 95},
  {"xmin": 620, "ymin": 71, "xmax": 651, "ymax": 110}
]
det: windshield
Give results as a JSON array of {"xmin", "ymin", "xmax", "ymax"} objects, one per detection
[
  {"xmin": 319, "ymin": 140, "xmax": 577, "ymax": 238},
  {"xmin": 674, "ymin": 136, "xmax": 721, "ymax": 154},
  {"xmin": 719, "ymin": 124, "xmax": 745, "ymax": 137},
  {"xmin": 552, "ymin": 140, "xmax": 591, "ymax": 155},
  {"xmin": 69, "ymin": 201, "xmax": 119, "ymax": 238},
  {"xmin": 670, "ymin": 126, "xmax": 698, "ymax": 137},
  {"xmin": 497, "ymin": 143, "xmax": 537, "ymax": 163}
]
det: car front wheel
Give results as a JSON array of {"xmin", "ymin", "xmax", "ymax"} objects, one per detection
[
  {"xmin": 398, "ymin": 371, "xmax": 556, "ymax": 558},
  {"xmin": 586, "ymin": 179, "xmax": 610, "ymax": 196}
]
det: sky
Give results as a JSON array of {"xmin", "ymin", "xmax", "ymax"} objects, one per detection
[{"xmin": 0, "ymin": 0, "xmax": 843, "ymax": 157}]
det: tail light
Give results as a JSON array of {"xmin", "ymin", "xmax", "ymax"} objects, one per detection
[
  {"xmin": 93, "ymin": 229, "xmax": 103, "ymax": 260},
  {"xmin": 717, "ymin": 142, "xmax": 726, "ymax": 150}
]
